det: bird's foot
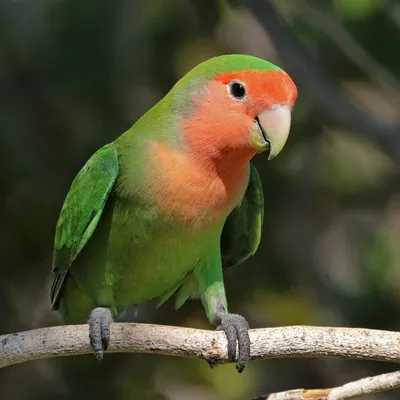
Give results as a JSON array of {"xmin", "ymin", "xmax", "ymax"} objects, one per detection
[
  {"xmin": 87, "ymin": 307, "xmax": 113, "ymax": 360},
  {"xmin": 215, "ymin": 309, "xmax": 250, "ymax": 373}
]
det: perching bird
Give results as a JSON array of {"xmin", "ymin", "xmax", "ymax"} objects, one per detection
[{"xmin": 50, "ymin": 54, "xmax": 297, "ymax": 372}]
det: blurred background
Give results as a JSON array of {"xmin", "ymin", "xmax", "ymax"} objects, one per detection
[{"xmin": 1, "ymin": 0, "xmax": 400, "ymax": 398}]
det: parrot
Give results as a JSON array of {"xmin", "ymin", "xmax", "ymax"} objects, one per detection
[{"xmin": 50, "ymin": 54, "xmax": 297, "ymax": 372}]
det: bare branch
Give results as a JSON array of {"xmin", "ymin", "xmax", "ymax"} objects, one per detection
[
  {"xmin": 3, "ymin": 324, "xmax": 400, "ymax": 398},
  {"xmin": 255, "ymin": 370, "xmax": 400, "ymax": 399},
  {"xmin": 254, "ymin": 388, "xmax": 331, "ymax": 400},
  {"xmin": 328, "ymin": 370, "xmax": 400, "ymax": 399},
  {"xmin": 2, "ymin": 324, "xmax": 400, "ymax": 370}
]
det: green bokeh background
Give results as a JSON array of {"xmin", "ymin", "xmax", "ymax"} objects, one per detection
[{"xmin": 1, "ymin": 0, "xmax": 400, "ymax": 399}]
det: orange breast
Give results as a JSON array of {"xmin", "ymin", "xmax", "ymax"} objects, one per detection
[{"xmin": 147, "ymin": 140, "xmax": 249, "ymax": 226}]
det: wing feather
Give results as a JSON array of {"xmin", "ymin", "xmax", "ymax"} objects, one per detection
[
  {"xmin": 221, "ymin": 164, "xmax": 264, "ymax": 269},
  {"xmin": 50, "ymin": 143, "xmax": 119, "ymax": 310}
]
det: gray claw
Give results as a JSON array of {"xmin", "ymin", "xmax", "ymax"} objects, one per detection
[
  {"xmin": 215, "ymin": 310, "xmax": 250, "ymax": 373},
  {"xmin": 87, "ymin": 307, "xmax": 113, "ymax": 359}
]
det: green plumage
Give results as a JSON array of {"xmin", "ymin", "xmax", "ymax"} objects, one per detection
[
  {"xmin": 221, "ymin": 164, "xmax": 264, "ymax": 270},
  {"xmin": 51, "ymin": 55, "xmax": 270, "ymax": 325},
  {"xmin": 49, "ymin": 56, "xmax": 295, "ymax": 374},
  {"xmin": 51, "ymin": 144, "xmax": 263, "ymax": 322},
  {"xmin": 49, "ymin": 54, "xmax": 295, "ymax": 371},
  {"xmin": 51, "ymin": 144, "xmax": 119, "ymax": 310}
]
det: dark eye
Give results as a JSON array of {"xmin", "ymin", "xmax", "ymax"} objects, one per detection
[{"xmin": 229, "ymin": 81, "xmax": 246, "ymax": 99}]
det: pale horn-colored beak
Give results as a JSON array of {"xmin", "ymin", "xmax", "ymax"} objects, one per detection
[{"xmin": 251, "ymin": 105, "xmax": 292, "ymax": 160}]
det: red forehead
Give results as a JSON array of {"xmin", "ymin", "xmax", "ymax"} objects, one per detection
[{"xmin": 214, "ymin": 70, "xmax": 297, "ymax": 107}]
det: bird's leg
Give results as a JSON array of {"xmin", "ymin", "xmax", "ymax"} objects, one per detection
[
  {"xmin": 196, "ymin": 262, "xmax": 250, "ymax": 373},
  {"xmin": 214, "ymin": 301, "xmax": 250, "ymax": 373},
  {"xmin": 87, "ymin": 307, "xmax": 114, "ymax": 360}
]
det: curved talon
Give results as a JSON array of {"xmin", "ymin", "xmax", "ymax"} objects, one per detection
[
  {"xmin": 87, "ymin": 307, "xmax": 113, "ymax": 359},
  {"xmin": 217, "ymin": 318, "xmax": 237, "ymax": 361},
  {"xmin": 216, "ymin": 312, "xmax": 250, "ymax": 373},
  {"xmin": 235, "ymin": 315, "xmax": 250, "ymax": 373}
]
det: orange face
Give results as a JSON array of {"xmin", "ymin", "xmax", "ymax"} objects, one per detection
[
  {"xmin": 215, "ymin": 70, "xmax": 297, "ymax": 113},
  {"xmin": 147, "ymin": 67, "xmax": 298, "ymax": 223},
  {"xmin": 182, "ymin": 70, "xmax": 297, "ymax": 162}
]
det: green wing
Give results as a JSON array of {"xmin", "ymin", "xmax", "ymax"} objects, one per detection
[
  {"xmin": 50, "ymin": 143, "xmax": 119, "ymax": 310},
  {"xmin": 221, "ymin": 163, "xmax": 264, "ymax": 269}
]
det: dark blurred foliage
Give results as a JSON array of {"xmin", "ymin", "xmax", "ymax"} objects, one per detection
[{"xmin": 1, "ymin": 0, "xmax": 400, "ymax": 399}]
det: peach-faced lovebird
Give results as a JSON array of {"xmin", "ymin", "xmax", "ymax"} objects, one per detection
[{"xmin": 50, "ymin": 54, "xmax": 297, "ymax": 372}]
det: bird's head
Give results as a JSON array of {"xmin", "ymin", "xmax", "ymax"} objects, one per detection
[{"xmin": 175, "ymin": 55, "xmax": 297, "ymax": 162}]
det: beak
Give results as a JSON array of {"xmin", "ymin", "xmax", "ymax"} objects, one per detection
[{"xmin": 251, "ymin": 105, "xmax": 292, "ymax": 160}]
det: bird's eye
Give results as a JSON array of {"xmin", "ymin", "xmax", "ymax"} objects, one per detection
[{"xmin": 229, "ymin": 81, "xmax": 246, "ymax": 100}]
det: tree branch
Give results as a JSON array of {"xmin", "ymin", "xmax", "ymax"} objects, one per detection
[
  {"xmin": 3, "ymin": 324, "xmax": 400, "ymax": 398},
  {"xmin": 254, "ymin": 370, "xmax": 400, "ymax": 399},
  {"xmin": 2, "ymin": 324, "xmax": 400, "ymax": 369}
]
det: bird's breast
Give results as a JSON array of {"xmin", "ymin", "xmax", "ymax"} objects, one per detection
[{"xmin": 146, "ymin": 141, "xmax": 249, "ymax": 227}]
